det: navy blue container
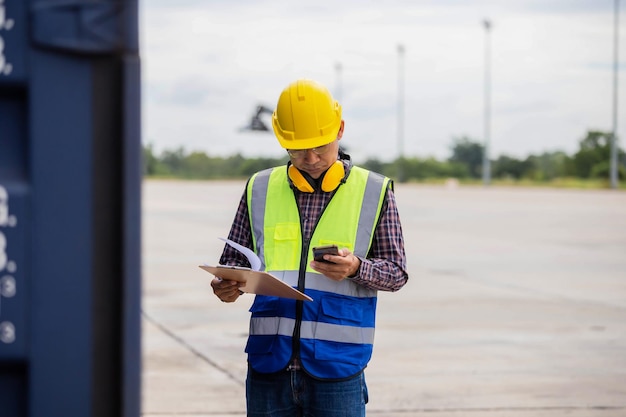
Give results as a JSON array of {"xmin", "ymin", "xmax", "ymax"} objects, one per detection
[{"xmin": 0, "ymin": 1, "xmax": 141, "ymax": 415}]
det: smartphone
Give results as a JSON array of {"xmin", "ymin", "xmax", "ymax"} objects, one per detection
[{"xmin": 312, "ymin": 244, "xmax": 339, "ymax": 263}]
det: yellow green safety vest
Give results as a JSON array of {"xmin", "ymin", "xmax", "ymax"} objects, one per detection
[{"xmin": 244, "ymin": 164, "xmax": 390, "ymax": 379}]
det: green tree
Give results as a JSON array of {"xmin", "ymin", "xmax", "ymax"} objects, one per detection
[
  {"xmin": 142, "ymin": 129, "xmax": 625, "ymax": 185},
  {"xmin": 448, "ymin": 137, "xmax": 484, "ymax": 179},
  {"xmin": 405, "ymin": 157, "xmax": 467, "ymax": 180},
  {"xmin": 361, "ymin": 158, "xmax": 388, "ymax": 175},
  {"xmin": 184, "ymin": 151, "xmax": 215, "ymax": 178},
  {"xmin": 160, "ymin": 146, "xmax": 187, "ymax": 176},
  {"xmin": 524, "ymin": 151, "xmax": 574, "ymax": 181},
  {"xmin": 492, "ymin": 155, "xmax": 530, "ymax": 180},
  {"xmin": 589, "ymin": 160, "xmax": 626, "ymax": 180},
  {"xmin": 238, "ymin": 156, "xmax": 288, "ymax": 177},
  {"xmin": 142, "ymin": 143, "xmax": 159, "ymax": 176},
  {"xmin": 572, "ymin": 131, "xmax": 612, "ymax": 178}
]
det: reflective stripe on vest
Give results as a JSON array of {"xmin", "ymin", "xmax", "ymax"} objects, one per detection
[
  {"xmin": 268, "ymin": 270, "xmax": 377, "ymax": 298},
  {"xmin": 250, "ymin": 316, "xmax": 376, "ymax": 344},
  {"xmin": 245, "ymin": 165, "xmax": 389, "ymax": 379}
]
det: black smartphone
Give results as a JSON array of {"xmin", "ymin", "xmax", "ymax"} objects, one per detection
[{"xmin": 312, "ymin": 244, "xmax": 339, "ymax": 263}]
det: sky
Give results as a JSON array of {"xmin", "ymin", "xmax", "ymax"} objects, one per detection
[{"xmin": 140, "ymin": 0, "xmax": 624, "ymax": 163}]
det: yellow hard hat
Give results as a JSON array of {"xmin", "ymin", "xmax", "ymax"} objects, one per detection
[{"xmin": 272, "ymin": 79, "xmax": 342, "ymax": 150}]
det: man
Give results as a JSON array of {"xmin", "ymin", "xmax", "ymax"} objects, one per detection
[{"xmin": 211, "ymin": 78, "xmax": 408, "ymax": 417}]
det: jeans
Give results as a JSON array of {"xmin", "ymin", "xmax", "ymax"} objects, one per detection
[{"xmin": 246, "ymin": 367, "xmax": 368, "ymax": 417}]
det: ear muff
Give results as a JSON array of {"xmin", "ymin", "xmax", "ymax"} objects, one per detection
[
  {"xmin": 288, "ymin": 161, "xmax": 346, "ymax": 193},
  {"xmin": 320, "ymin": 161, "xmax": 346, "ymax": 192},
  {"xmin": 288, "ymin": 164, "xmax": 315, "ymax": 193}
]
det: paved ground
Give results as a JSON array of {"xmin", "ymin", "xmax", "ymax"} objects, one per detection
[{"xmin": 141, "ymin": 179, "xmax": 626, "ymax": 417}]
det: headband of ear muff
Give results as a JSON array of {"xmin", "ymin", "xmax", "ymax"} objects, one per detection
[{"xmin": 288, "ymin": 161, "xmax": 346, "ymax": 193}]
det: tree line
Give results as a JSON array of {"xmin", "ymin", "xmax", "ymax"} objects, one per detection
[{"xmin": 143, "ymin": 130, "xmax": 625, "ymax": 186}]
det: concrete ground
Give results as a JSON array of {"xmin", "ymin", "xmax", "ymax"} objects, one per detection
[{"xmin": 141, "ymin": 179, "xmax": 626, "ymax": 417}]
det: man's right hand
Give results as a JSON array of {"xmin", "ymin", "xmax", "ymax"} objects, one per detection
[{"xmin": 211, "ymin": 277, "xmax": 244, "ymax": 303}]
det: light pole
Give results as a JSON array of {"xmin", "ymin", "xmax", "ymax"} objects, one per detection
[
  {"xmin": 397, "ymin": 43, "xmax": 405, "ymax": 182},
  {"xmin": 610, "ymin": 0, "xmax": 620, "ymax": 189},
  {"xmin": 482, "ymin": 19, "xmax": 492, "ymax": 186},
  {"xmin": 335, "ymin": 62, "xmax": 343, "ymax": 104}
]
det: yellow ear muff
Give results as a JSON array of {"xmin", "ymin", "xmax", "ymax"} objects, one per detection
[
  {"xmin": 288, "ymin": 161, "xmax": 346, "ymax": 193},
  {"xmin": 288, "ymin": 165, "xmax": 315, "ymax": 193},
  {"xmin": 320, "ymin": 161, "xmax": 345, "ymax": 192}
]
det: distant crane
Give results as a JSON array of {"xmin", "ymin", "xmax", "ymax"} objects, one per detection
[{"xmin": 240, "ymin": 105, "xmax": 273, "ymax": 132}]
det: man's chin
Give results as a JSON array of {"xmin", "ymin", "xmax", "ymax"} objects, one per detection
[{"xmin": 300, "ymin": 167, "xmax": 324, "ymax": 179}]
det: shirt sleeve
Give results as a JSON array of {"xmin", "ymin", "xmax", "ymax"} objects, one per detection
[
  {"xmin": 218, "ymin": 187, "xmax": 253, "ymax": 268},
  {"xmin": 349, "ymin": 186, "xmax": 409, "ymax": 292}
]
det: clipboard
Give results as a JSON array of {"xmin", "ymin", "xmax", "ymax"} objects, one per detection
[{"xmin": 200, "ymin": 265, "xmax": 313, "ymax": 302}]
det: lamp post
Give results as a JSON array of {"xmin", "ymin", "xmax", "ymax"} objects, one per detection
[
  {"xmin": 397, "ymin": 43, "xmax": 405, "ymax": 182},
  {"xmin": 335, "ymin": 62, "xmax": 343, "ymax": 104},
  {"xmin": 482, "ymin": 19, "xmax": 492, "ymax": 186},
  {"xmin": 610, "ymin": 0, "xmax": 620, "ymax": 189}
]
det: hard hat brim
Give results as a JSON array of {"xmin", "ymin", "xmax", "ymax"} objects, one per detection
[{"xmin": 272, "ymin": 125, "xmax": 340, "ymax": 150}]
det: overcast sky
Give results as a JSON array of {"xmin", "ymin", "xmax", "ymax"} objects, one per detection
[{"xmin": 140, "ymin": 0, "xmax": 624, "ymax": 163}]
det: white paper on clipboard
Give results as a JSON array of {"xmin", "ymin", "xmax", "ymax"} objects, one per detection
[{"xmin": 199, "ymin": 264, "xmax": 312, "ymax": 302}]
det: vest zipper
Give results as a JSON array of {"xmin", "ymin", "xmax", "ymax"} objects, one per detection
[{"xmin": 290, "ymin": 189, "xmax": 337, "ymax": 367}]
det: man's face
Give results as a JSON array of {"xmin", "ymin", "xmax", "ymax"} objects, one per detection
[
  {"xmin": 287, "ymin": 120, "xmax": 344, "ymax": 179},
  {"xmin": 289, "ymin": 140, "xmax": 340, "ymax": 179}
]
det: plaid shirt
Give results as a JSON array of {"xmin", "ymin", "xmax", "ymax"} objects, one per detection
[{"xmin": 219, "ymin": 165, "xmax": 408, "ymax": 292}]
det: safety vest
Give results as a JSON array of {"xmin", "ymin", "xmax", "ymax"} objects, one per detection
[{"xmin": 244, "ymin": 164, "xmax": 390, "ymax": 379}]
